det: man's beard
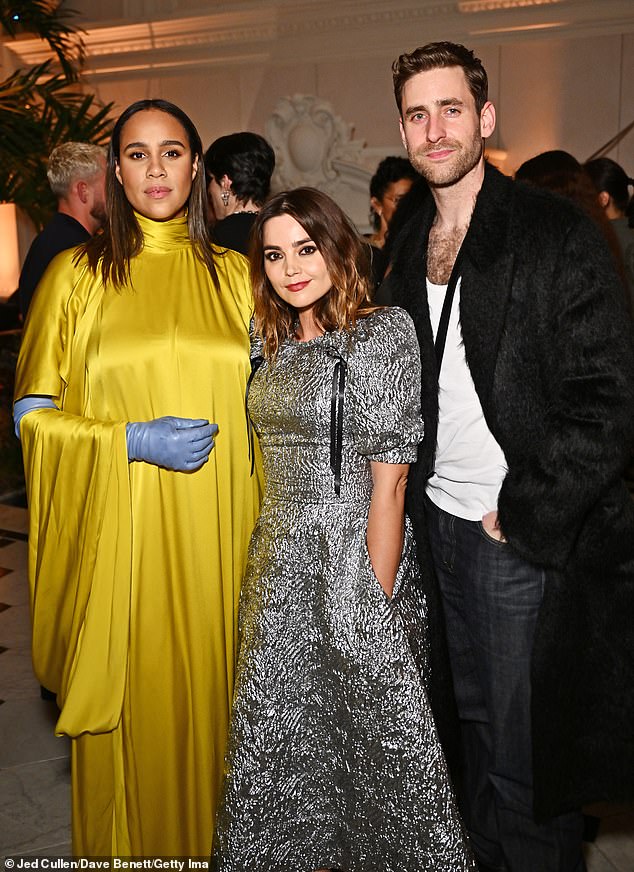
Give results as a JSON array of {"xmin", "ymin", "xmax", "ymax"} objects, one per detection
[
  {"xmin": 408, "ymin": 130, "xmax": 484, "ymax": 188},
  {"xmin": 90, "ymin": 200, "xmax": 107, "ymax": 229}
]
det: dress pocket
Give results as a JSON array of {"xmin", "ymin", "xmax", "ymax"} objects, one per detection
[
  {"xmin": 362, "ymin": 532, "xmax": 393, "ymax": 602},
  {"xmin": 362, "ymin": 518, "xmax": 414, "ymax": 602}
]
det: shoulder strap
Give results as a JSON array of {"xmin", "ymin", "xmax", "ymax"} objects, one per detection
[{"xmin": 434, "ymin": 251, "xmax": 463, "ymax": 372}]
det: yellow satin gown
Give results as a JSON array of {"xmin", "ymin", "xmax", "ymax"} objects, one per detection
[{"xmin": 14, "ymin": 214, "xmax": 262, "ymax": 856}]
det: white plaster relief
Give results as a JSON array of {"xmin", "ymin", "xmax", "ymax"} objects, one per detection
[{"xmin": 266, "ymin": 94, "xmax": 374, "ymax": 231}]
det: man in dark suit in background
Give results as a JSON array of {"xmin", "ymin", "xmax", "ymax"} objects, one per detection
[
  {"xmin": 385, "ymin": 40, "xmax": 634, "ymax": 872},
  {"xmin": 18, "ymin": 141, "xmax": 106, "ymax": 319}
]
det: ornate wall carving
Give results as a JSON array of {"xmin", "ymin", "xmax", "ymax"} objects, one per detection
[{"xmin": 266, "ymin": 94, "xmax": 374, "ymax": 231}]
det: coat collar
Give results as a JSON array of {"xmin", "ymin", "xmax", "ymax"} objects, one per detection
[
  {"xmin": 459, "ymin": 163, "xmax": 516, "ymax": 405},
  {"xmin": 462, "ymin": 161, "xmax": 514, "ymax": 271}
]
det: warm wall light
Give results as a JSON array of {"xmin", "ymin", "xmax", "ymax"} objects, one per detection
[
  {"xmin": 0, "ymin": 203, "xmax": 20, "ymax": 300},
  {"xmin": 485, "ymin": 147, "xmax": 509, "ymax": 169},
  {"xmin": 458, "ymin": 0, "xmax": 564, "ymax": 11}
]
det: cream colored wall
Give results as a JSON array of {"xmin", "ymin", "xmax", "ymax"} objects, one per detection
[{"xmin": 498, "ymin": 34, "xmax": 634, "ymax": 175}]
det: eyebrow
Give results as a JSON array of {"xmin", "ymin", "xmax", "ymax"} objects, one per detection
[
  {"xmin": 123, "ymin": 139, "xmax": 186, "ymax": 151},
  {"xmin": 404, "ymin": 97, "xmax": 465, "ymax": 115},
  {"xmin": 263, "ymin": 237, "xmax": 313, "ymax": 250}
]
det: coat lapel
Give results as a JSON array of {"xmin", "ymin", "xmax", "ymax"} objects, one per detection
[
  {"xmin": 389, "ymin": 193, "xmax": 439, "ymax": 473},
  {"xmin": 459, "ymin": 164, "xmax": 516, "ymax": 406}
]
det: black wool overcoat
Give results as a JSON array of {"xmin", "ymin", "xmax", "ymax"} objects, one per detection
[{"xmin": 386, "ymin": 162, "xmax": 634, "ymax": 818}]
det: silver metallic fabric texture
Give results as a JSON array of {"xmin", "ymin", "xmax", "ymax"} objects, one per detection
[{"xmin": 213, "ymin": 307, "xmax": 474, "ymax": 871}]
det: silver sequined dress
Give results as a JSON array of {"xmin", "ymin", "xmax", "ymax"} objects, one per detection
[{"xmin": 213, "ymin": 307, "xmax": 474, "ymax": 871}]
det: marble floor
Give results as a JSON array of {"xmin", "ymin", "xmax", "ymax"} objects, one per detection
[
  {"xmin": 0, "ymin": 500, "xmax": 633, "ymax": 867},
  {"xmin": 0, "ymin": 503, "xmax": 71, "ymax": 857}
]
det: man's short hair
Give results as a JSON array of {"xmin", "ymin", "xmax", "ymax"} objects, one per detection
[
  {"xmin": 47, "ymin": 142, "xmax": 106, "ymax": 199},
  {"xmin": 392, "ymin": 41, "xmax": 488, "ymax": 116}
]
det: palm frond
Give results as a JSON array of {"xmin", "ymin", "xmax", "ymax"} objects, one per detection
[
  {"xmin": 0, "ymin": 0, "xmax": 85, "ymax": 79},
  {"xmin": 0, "ymin": 3, "xmax": 114, "ymax": 228}
]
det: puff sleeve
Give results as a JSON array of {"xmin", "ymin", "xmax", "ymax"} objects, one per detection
[{"xmin": 348, "ymin": 307, "xmax": 424, "ymax": 464}]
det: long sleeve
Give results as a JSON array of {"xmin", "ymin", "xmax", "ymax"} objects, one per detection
[
  {"xmin": 497, "ymin": 216, "xmax": 634, "ymax": 569},
  {"xmin": 15, "ymin": 251, "xmax": 133, "ymax": 736},
  {"xmin": 21, "ymin": 410, "xmax": 131, "ymax": 735}
]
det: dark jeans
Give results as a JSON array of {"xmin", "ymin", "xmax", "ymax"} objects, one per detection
[{"xmin": 425, "ymin": 498, "xmax": 586, "ymax": 872}]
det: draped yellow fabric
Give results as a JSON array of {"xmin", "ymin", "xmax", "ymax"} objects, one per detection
[{"xmin": 15, "ymin": 214, "xmax": 262, "ymax": 856}]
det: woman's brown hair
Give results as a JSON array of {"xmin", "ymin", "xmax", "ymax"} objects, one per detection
[
  {"xmin": 81, "ymin": 99, "xmax": 220, "ymax": 289},
  {"xmin": 250, "ymin": 187, "xmax": 377, "ymax": 359}
]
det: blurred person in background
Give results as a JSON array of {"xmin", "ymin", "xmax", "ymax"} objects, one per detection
[
  {"xmin": 585, "ymin": 156, "xmax": 634, "ymax": 491},
  {"xmin": 204, "ymin": 131, "xmax": 275, "ymax": 255},
  {"xmin": 585, "ymin": 156, "xmax": 634, "ymax": 304},
  {"xmin": 18, "ymin": 142, "xmax": 106, "ymax": 319},
  {"xmin": 367, "ymin": 155, "xmax": 418, "ymax": 286},
  {"xmin": 374, "ymin": 176, "xmax": 431, "ymax": 303},
  {"xmin": 515, "ymin": 149, "xmax": 629, "ymax": 304}
]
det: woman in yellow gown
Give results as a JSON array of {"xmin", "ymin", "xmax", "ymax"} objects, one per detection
[{"xmin": 13, "ymin": 99, "xmax": 261, "ymax": 856}]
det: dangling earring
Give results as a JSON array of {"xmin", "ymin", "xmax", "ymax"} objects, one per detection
[{"xmin": 221, "ymin": 179, "xmax": 231, "ymax": 208}]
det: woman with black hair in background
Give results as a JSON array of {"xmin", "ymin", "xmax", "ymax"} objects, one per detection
[
  {"xmin": 373, "ymin": 176, "xmax": 431, "ymax": 305},
  {"xmin": 204, "ymin": 131, "xmax": 275, "ymax": 255},
  {"xmin": 366, "ymin": 155, "xmax": 417, "ymax": 287},
  {"xmin": 516, "ymin": 149, "xmax": 630, "ymax": 304},
  {"xmin": 585, "ymin": 156, "xmax": 634, "ymax": 301},
  {"xmin": 585, "ymin": 156, "xmax": 634, "ymax": 492},
  {"xmin": 14, "ymin": 100, "xmax": 261, "ymax": 856}
]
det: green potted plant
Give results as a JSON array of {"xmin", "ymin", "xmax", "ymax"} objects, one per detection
[{"xmin": 0, "ymin": 1, "xmax": 113, "ymax": 228}]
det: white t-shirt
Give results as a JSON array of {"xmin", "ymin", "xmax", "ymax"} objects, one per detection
[{"xmin": 425, "ymin": 277, "xmax": 508, "ymax": 521}]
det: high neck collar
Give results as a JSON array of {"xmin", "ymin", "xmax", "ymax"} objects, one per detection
[{"xmin": 136, "ymin": 211, "xmax": 190, "ymax": 251}]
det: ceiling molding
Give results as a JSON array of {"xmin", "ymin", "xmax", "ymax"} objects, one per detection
[
  {"xmin": 3, "ymin": 0, "xmax": 633, "ymax": 79},
  {"xmin": 3, "ymin": 11, "xmax": 278, "ymax": 67}
]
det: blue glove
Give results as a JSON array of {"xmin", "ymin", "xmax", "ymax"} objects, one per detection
[
  {"xmin": 126, "ymin": 416, "xmax": 218, "ymax": 471},
  {"xmin": 13, "ymin": 396, "xmax": 59, "ymax": 439}
]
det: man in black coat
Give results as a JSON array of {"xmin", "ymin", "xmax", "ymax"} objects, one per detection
[
  {"xmin": 385, "ymin": 41, "xmax": 634, "ymax": 872},
  {"xmin": 18, "ymin": 141, "xmax": 106, "ymax": 319}
]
